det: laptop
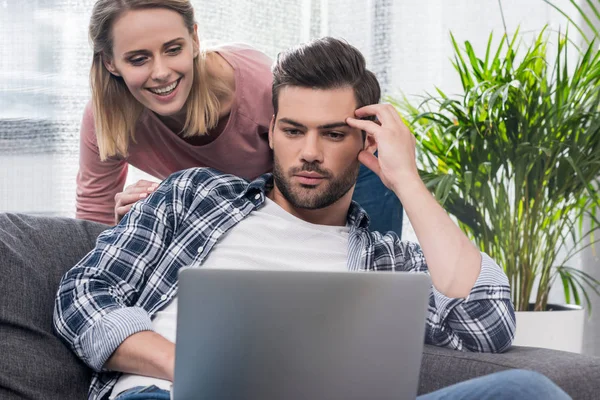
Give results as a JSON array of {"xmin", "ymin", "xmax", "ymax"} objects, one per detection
[{"xmin": 173, "ymin": 268, "xmax": 431, "ymax": 400}]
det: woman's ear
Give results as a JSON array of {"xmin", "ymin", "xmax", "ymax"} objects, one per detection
[
  {"xmin": 193, "ymin": 24, "xmax": 200, "ymax": 58},
  {"xmin": 102, "ymin": 53, "xmax": 121, "ymax": 77}
]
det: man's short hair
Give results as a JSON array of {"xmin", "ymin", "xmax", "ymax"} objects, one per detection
[{"xmin": 271, "ymin": 37, "xmax": 381, "ymax": 116}]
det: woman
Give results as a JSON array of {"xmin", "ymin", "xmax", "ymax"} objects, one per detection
[{"xmin": 78, "ymin": 0, "xmax": 402, "ymax": 233}]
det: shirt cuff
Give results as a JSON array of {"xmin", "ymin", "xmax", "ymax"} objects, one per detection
[
  {"xmin": 431, "ymin": 252, "xmax": 511, "ymax": 320},
  {"xmin": 76, "ymin": 306, "xmax": 154, "ymax": 371}
]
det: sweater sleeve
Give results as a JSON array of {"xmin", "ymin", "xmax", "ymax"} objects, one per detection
[{"xmin": 75, "ymin": 101, "xmax": 127, "ymax": 225}]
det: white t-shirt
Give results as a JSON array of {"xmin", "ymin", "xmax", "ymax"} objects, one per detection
[{"xmin": 110, "ymin": 198, "xmax": 350, "ymax": 397}]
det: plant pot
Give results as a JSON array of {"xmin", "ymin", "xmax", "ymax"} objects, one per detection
[{"xmin": 512, "ymin": 304, "xmax": 584, "ymax": 353}]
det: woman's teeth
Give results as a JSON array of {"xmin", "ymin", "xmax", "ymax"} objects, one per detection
[{"xmin": 148, "ymin": 80, "xmax": 179, "ymax": 95}]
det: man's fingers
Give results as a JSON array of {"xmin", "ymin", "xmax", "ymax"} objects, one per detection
[
  {"xmin": 353, "ymin": 104, "xmax": 378, "ymax": 117},
  {"xmin": 355, "ymin": 104, "xmax": 403, "ymax": 125},
  {"xmin": 379, "ymin": 104, "xmax": 402, "ymax": 124},
  {"xmin": 358, "ymin": 151, "xmax": 381, "ymax": 177},
  {"xmin": 354, "ymin": 104, "xmax": 390, "ymax": 121},
  {"xmin": 346, "ymin": 117, "xmax": 382, "ymax": 135}
]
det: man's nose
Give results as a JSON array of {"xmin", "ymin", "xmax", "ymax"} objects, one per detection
[{"xmin": 300, "ymin": 132, "xmax": 324, "ymax": 164}]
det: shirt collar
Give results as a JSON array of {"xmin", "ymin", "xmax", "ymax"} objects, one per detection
[{"xmin": 244, "ymin": 173, "xmax": 371, "ymax": 230}]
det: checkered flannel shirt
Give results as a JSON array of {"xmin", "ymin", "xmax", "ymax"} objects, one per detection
[{"xmin": 54, "ymin": 168, "xmax": 515, "ymax": 400}]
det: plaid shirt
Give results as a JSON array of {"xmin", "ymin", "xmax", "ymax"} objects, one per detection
[{"xmin": 54, "ymin": 168, "xmax": 515, "ymax": 400}]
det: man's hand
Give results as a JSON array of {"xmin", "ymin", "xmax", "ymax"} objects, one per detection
[
  {"xmin": 349, "ymin": 103, "xmax": 482, "ymax": 299},
  {"xmin": 114, "ymin": 180, "xmax": 160, "ymax": 225},
  {"xmin": 346, "ymin": 103, "xmax": 418, "ymax": 194}
]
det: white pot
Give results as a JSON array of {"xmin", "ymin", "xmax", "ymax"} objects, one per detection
[{"xmin": 512, "ymin": 304, "xmax": 584, "ymax": 353}]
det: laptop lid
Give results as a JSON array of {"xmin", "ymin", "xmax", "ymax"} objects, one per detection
[{"xmin": 173, "ymin": 269, "xmax": 431, "ymax": 400}]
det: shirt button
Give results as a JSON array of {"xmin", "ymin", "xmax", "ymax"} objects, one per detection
[
  {"xmin": 198, "ymin": 246, "xmax": 203, "ymax": 253},
  {"xmin": 254, "ymin": 194, "xmax": 261, "ymax": 200},
  {"xmin": 160, "ymin": 294, "xmax": 168, "ymax": 301}
]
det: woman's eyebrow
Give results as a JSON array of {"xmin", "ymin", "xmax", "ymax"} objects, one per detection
[{"xmin": 123, "ymin": 37, "xmax": 185, "ymax": 57}]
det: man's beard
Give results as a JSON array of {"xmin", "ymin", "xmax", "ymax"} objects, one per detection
[{"xmin": 272, "ymin": 156, "xmax": 360, "ymax": 210}]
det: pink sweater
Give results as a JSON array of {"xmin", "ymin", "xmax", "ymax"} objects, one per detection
[{"xmin": 76, "ymin": 44, "xmax": 274, "ymax": 225}]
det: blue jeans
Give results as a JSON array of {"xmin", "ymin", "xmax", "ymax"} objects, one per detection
[
  {"xmin": 352, "ymin": 163, "xmax": 403, "ymax": 237},
  {"xmin": 114, "ymin": 385, "xmax": 170, "ymax": 399},
  {"xmin": 418, "ymin": 370, "xmax": 571, "ymax": 399},
  {"xmin": 114, "ymin": 369, "xmax": 571, "ymax": 399}
]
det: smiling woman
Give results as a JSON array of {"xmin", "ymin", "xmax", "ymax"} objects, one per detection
[{"xmin": 78, "ymin": 0, "xmax": 274, "ymax": 225}]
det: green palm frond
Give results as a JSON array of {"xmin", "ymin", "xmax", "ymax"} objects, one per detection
[{"xmin": 390, "ymin": 24, "xmax": 600, "ymax": 312}]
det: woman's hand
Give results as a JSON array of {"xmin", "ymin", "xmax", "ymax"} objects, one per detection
[{"xmin": 114, "ymin": 179, "xmax": 160, "ymax": 224}]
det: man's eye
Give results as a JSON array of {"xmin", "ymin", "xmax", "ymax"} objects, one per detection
[
  {"xmin": 284, "ymin": 129, "xmax": 302, "ymax": 136},
  {"xmin": 326, "ymin": 132, "xmax": 345, "ymax": 140}
]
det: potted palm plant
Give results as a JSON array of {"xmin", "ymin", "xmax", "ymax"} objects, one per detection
[{"xmin": 394, "ymin": 25, "xmax": 600, "ymax": 352}]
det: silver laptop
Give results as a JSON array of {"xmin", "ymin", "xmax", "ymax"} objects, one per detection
[{"xmin": 173, "ymin": 269, "xmax": 431, "ymax": 400}]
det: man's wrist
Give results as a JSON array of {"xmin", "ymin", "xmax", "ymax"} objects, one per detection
[{"xmin": 390, "ymin": 172, "xmax": 425, "ymax": 201}]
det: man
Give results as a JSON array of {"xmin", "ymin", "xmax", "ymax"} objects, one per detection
[{"xmin": 54, "ymin": 37, "xmax": 570, "ymax": 400}]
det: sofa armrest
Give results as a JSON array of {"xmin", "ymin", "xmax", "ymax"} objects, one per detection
[
  {"xmin": 419, "ymin": 344, "xmax": 600, "ymax": 399},
  {"xmin": 0, "ymin": 213, "xmax": 109, "ymax": 400}
]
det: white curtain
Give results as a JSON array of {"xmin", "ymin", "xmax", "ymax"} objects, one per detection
[{"xmin": 1, "ymin": 0, "xmax": 598, "ymax": 354}]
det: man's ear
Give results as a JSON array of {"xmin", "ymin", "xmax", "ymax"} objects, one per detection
[
  {"xmin": 102, "ymin": 54, "xmax": 121, "ymax": 77},
  {"xmin": 268, "ymin": 116, "xmax": 275, "ymax": 150},
  {"xmin": 363, "ymin": 132, "xmax": 377, "ymax": 154}
]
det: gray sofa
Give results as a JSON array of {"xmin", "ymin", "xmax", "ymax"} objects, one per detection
[{"xmin": 1, "ymin": 212, "xmax": 599, "ymax": 400}]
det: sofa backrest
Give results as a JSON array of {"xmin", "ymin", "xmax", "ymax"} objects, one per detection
[{"xmin": 0, "ymin": 213, "xmax": 109, "ymax": 400}]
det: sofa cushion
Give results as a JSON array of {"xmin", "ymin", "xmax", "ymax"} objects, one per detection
[
  {"xmin": 0, "ymin": 213, "xmax": 109, "ymax": 400},
  {"xmin": 419, "ymin": 344, "xmax": 600, "ymax": 399}
]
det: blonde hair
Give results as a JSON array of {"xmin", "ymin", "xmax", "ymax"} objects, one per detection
[{"xmin": 89, "ymin": 0, "xmax": 230, "ymax": 160}]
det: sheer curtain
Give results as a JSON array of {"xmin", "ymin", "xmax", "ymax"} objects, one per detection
[{"xmin": 1, "ymin": 0, "xmax": 598, "ymax": 354}]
